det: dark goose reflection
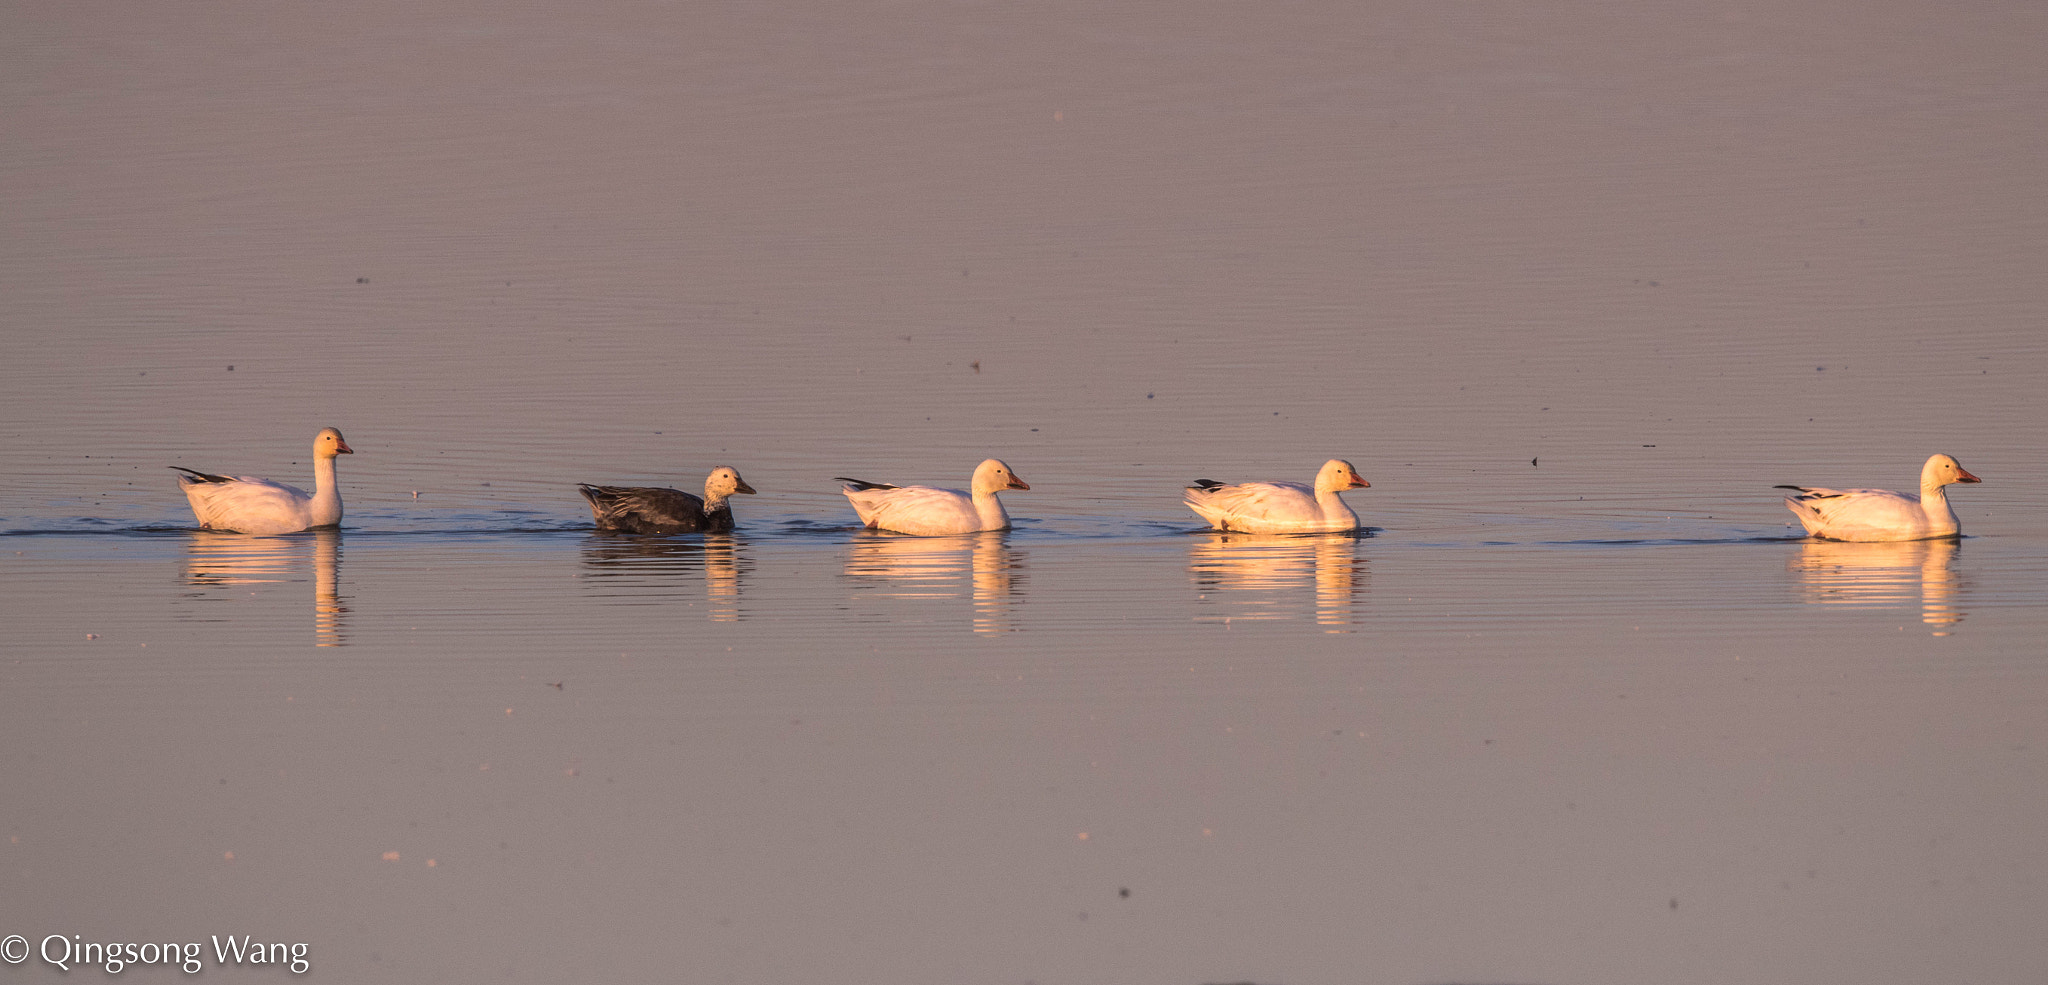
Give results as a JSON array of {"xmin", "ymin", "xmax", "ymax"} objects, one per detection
[
  {"xmin": 842, "ymin": 531, "xmax": 1026, "ymax": 634},
  {"xmin": 1788, "ymin": 538, "xmax": 1967, "ymax": 635},
  {"xmin": 579, "ymin": 533, "xmax": 750, "ymax": 621},
  {"xmin": 1189, "ymin": 531, "xmax": 1369, "ymax": 632},
  {"xmin": 179, "ymin": 528, "xmax": 349, "ymax": 646}
]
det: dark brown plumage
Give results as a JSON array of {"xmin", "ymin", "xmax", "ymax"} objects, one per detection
[{"xmin": 577, "ymin": 466, "xmax": 755, "ymax": 534}]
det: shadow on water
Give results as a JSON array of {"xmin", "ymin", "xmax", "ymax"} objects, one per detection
[
  {"xmin": 841, "ymin": 530, "xmax": 1027, "ymax": 634},
  {"xmin": 178, "ymin": 528, "xmax": 349, "ymax": 647},
  {"xmin": 578, "ymin": 532, "xmax": 751, "ymax": 620},
  {"xmin": 1188, "ymin": 530, "xmax": 1369, "ymax": 633},
  {"xmin": 1787, "ymin": 537, "xmax": 1968, "ymax": 635}
]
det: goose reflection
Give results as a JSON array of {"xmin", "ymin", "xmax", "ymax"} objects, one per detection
[
  {"xmin": 1190, "ymin": 531, "xmax": 1368, "ymax": 632},
  {"xmin": 1788, "ymin": 538, "xmax": 1966, "ymax": 634},
  {"xmin": 843, "ymin": 531, "xmax": 1026, "ymax": 633},
  {"xmin": 579, "ymin": 533, "xmax": 750, "ymax": 620},
  {"xmin": 180, "ymin": 528, "xmax": 349, "ymax": 646}
]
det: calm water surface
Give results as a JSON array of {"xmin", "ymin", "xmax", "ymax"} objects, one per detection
[{"xmin": 4, "ymin": 2, "xmax": 2047, "ymax": 983}]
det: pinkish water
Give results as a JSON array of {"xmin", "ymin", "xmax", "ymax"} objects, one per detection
[{"xmin": 4, "ymin": 2, "xmax": 2047, "ymax": 983}]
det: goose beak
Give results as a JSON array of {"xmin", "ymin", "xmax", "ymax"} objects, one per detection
[
  {"xmin": 735, "ymin": 479, "xmax": 758, "ymax": 495},
  {"xmin": 1956, "ymin": 467, "xmax": 1981, "ymax": 483},
  {"xmin": 337, "ymin": 440, "xmax": 354, "ymax": 454},
  {"xmin": 1008, "ymin": 475, "xmax": 1031, "ymax": 491},
  {"xmin": 1349, "ymin": 475, "xmax": 1370, "ymax": 489}
]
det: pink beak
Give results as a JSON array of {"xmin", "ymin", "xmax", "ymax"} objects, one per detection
[
  {"xmin": 1956, "ymin": 467, "xmax": 1980, "ymax": 483},
  {"xmin": 1008, "ymin": 475, "xmax": 1031, "ymax": 491}
]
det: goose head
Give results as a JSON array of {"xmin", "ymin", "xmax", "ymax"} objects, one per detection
[
  {"xmin": 1315, "ymin": 458, "xmax": 1370, "ymax": 494},
  {"xmin": 972, "ymin": 459, "xmax": 1030, "ymax": 495},
  {"xmin": 315, "ymin": 427, "xmax": 354, "ymax": 458},
  {"xmin": 1923, "ymin": 454, "xmax": 1980, "ymax": 487},
  {"xmin": 704, "ymin": 466, "xmax": 757, "ymax": 500}
]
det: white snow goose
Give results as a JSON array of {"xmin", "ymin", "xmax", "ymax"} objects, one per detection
[
  {"xmin": 1777, "ymin": 453, "xmax": 1981, "ymax": 542},
  {"xmin": 837, "ymin": 459, "xmax": 1030, "ymax": 536},
  {"xmin": 172, "ymin": 427, "xmax": 354, "ymax": 535},
  {"xmin": 1184, "ymin": 458, "xmax": 1371, "ymax": 534},
  {"xmin": 579, "ymin": 466, "xmax": 756, "ymax": 534}
]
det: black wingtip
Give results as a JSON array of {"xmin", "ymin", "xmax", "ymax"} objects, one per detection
[
  {"xmin": 169, "ymin": 466, "xmax": 232, "ymax": 483},
  {"xmin": 835, "ymin": 477, "xmax": 897, "ymax": 491},
  {"xmin": 1190, "ymin": 479, "xmax": 1225, "ymax": 490}
]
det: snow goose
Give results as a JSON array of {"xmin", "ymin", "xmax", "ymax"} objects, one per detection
[
  {"xmin": 1777, "ymin": 453, "xmax": 1981, "ymax": 542},
  {"xmin": 172, "ymin": 427, "xmax": 354, "ymax": 535},
  {"xmin": 837, "ymin": 459, "xmax": 1030, "ymax": 536},
  {"xmin": 1184, "ymin": 458, "xmax": 1371, "ymax": 534},
  {"xmin": 579, "ymin": 466, "xmax": 756, "ymax": 534}
]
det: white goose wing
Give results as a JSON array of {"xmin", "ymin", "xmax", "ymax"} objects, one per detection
[
  {"xmin": 1185, "ymin": 481, "xmax": 1320, "ymax": 530},
  {"xmin": 842, "ymin": 482, "xmax": 981, "ymax": 536},
  {"xmin": 1779, "ymin": 486, "xmax": 1929, "ymax": 540},
  {"xmin": 176, "ymin": 471, "xmax": 316, "ymax": 535}
]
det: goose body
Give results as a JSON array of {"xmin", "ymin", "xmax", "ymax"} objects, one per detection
[
  {"xmin": 1184, "ymin": 458, "xmax": 1371, "ymax": 534},
  {"xmin": 580, "ymin": 466, "xmax": 756, "ymax": 534},
  {"xmin": 173, "ymin": 427, "xmax": 353, "ymax": 535},
  {"xmin": 838, "ymin": 459, "xmax": 1029, "ymax": 536},
  {"xmin": 1777, "ymin": 453, "xmax": 1981, "ymax": 542}
]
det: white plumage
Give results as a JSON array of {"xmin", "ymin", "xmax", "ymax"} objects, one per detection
[
  {"xmin": 1184, "ymin": 458, "xmax": 1371, "ymax": 534},
  {"xmin": 837, "ymin": 459, "xmax": 1030, "ymax": 536},
  {"xmin": 1777, "ymin": 453, "xmax": 1981, "ymax": 542},
  {"xmin": 173, "ymin": 428, "xmax": 354, "ymax": 535}
]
